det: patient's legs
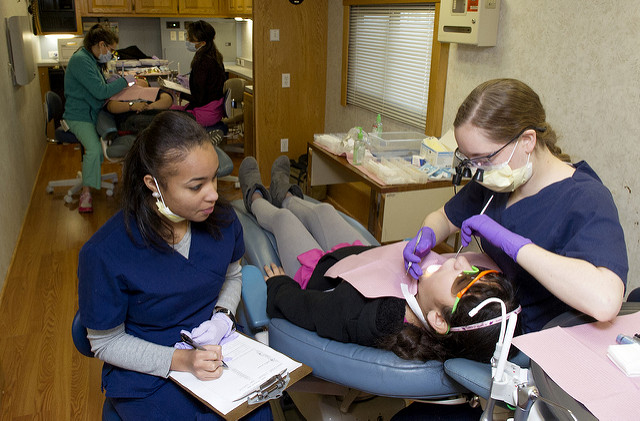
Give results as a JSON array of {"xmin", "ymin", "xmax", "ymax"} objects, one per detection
[
  {"xmin": 251, "ymin": 197, "xmax": 320, "ymax": 276},
  {"xmin": 282, "ymin": 196, "xmax": 371, "ymax": 251}
]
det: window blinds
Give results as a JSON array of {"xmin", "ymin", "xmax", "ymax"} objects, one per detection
[{"xmin": 346, "ymin": 4, "xmax": 436, "ymax": 129}]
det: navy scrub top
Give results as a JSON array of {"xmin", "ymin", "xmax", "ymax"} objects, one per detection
[
  {"xmin": 445, "ymin": 161, "xmax": 628, "ymax": 333},
  {"xmin": 78, "ymin": 210, "xmax": 244, "ymax": 398}
]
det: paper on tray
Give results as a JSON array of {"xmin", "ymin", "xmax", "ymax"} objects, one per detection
[{"xmin": 512, "ymin": 311, "xmax": 640, "ymax": 420}]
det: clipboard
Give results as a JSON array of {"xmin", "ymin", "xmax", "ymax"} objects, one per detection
[
  {"xmin": 169, "ymin": 334, "xmax": 312, "ymax": 420},
  {"xmin": 158, "ymin": 77, "xmax": 191, "ymax": 95}
]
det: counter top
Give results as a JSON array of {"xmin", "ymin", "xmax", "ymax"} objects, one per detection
[{"xmin": 225, "ymin": 64, "xmax": 253, "ymax": 81}]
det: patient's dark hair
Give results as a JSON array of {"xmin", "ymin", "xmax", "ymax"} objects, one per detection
[
  {"xmin": 121, "ymin": 111, "xmax": 234, "ymax": 250},
  {"xmin": 378, "ymin": 270, "xmax": 519, "ymax": 363}
]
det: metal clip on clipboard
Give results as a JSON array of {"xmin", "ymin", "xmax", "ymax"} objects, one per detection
[{"xmin": 234, "ymin": 369, "xmax": 290, "ymax": 405}]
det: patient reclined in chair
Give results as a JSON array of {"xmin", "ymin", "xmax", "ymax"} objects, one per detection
[{"xmin": 234, "ymin": 156, "xmax": 521, "ymax": 406}]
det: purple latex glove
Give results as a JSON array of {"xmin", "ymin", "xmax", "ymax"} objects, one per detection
[
  {"xmin": 124, "ymin": 75, "xmax": 136, "ymax": 86},
  {"xmin": 460, "ymin": 214, "xmax": 532, "ymax": 261},
  {"xmin": 403, "ymin": 227, "xmax": 436, "ymax": 279},
  {"xmin": 175, "ymin": 313, "xmax": 238, "ymax": 350}
]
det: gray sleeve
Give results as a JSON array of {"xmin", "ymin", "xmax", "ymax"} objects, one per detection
[
  {"xmin": 214, "ymin": 260, "xmax": 242, "ymax": 315},
  {"xmin": 87, "ymin": 324, "xmax": 176, "ymax": 378}
]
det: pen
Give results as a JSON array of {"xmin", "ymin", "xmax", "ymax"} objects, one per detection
[
  {"xmin": 405, "ymin": 228, "xmax": 423, "ymax": 276},
  {"xmin": 454, "ymin": 194, "xmax": 494, "ymax": 259},
  {"xmin": 180, "ymin": 332, "xmax": 229, "ymax": 368},
  {"xmin": 616, "ymin": 334, "xmax": 640, "ymax": 345}
]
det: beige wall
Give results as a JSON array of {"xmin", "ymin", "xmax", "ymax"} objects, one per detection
[
  {"xmin": 0, "ymin": 3, "xmax": 47, "ymax": 291},
  {"xmin": 325, "ymin": 0, "xmax": 640, "ymax": 296}
]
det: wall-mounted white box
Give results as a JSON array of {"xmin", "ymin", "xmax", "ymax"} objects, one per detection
[{"xmin": 438, "ymin": 0, "xmax": 500, "ymax": 47}]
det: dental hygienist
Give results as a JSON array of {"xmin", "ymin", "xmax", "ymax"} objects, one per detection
[
  {"xmin": 403, "ymin": 78, "xmax": 628, "ymax": 333},
  {"xmin": 64, "ymin": 23, "xmax": 140, "ymax": 213},
  {"xmin": 77, "ymin": 112, "xmax": 270, "ymax": 420},
  {"xmin": 170, "ymin": 20, "xmax": 226, "ymax": 127}
]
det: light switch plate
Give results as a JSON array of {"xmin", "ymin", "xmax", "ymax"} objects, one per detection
[
  {"xmin": 270, "ymin": 29, "xmax": 280, "ymax": 41},
  {"xmin": 281, "ymin": 138, "xmax": 288, "ymax": 152},
  {"xmin": 282, "ymin": 73, "xmax": 290, "ymax": 88}
]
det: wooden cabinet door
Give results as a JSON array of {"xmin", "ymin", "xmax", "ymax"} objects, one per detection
[
  {"xmin": 87, "ymin": 0, "xmax": 132, "ymax": 14},
  {"xmin": 179, "ymin": 0, "xmax": 219, "ymax": 15},
  {"xmin": 228, "ymin": 0, "xmax": 250, "ymax": 14},
  {"xmin": 134, "ymin": 0, "xmax": 178, "ymax": 14}
]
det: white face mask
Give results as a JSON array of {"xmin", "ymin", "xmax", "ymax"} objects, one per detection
[
  {"xmin": 477, "ymin": 140, "xmax": 533, "ymax": 193},
  {"xmin": 185, "ymin": 41, "xmax": 198, "ymax": 52},
  {"xmin": 152, "ymin": 177, "xmax": 186, "ymax": 223}
]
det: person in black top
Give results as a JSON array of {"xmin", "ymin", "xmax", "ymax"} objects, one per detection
[{"xmin": 239, "ymin": 156, "xmax": 520, "ymax": 363}]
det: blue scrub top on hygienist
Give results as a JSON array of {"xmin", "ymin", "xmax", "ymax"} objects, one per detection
[
  {"xmin": 445, "ymin": 161, "xmax": 628, "ymax": 334},
  {"xmin": 78, "ymin": 210, "xmax": 244, "ymax": 398}
]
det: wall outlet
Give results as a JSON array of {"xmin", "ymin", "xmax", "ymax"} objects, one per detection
[
  {"xmin": 282, "ymin": 73, "xmax": 290, "ymax": 88},
  {"xmin": 179, "ymin": 31, "xmax": 185, "ymax": 41},
  {"xmin": 48, "ymin": 51, "xmax": 58, "ymax": 59},
  {"xmin": 170, "ymin": 31, "xmax": 177, "ymax": 41},
  {"xmin": 281, "ymin": 138, "xmax": 288, "ymax": 152}
]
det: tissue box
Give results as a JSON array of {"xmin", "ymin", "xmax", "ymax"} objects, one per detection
[
  {"xmin": 368, "ymin": 132, "xmax": 423, "ymax": 158},
  {"xmin": 421, "ymin": 136, "xmax": 454, "ymax": 168}
]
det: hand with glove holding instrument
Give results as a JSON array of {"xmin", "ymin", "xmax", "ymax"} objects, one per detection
[
  {"xmin": 174, "ymin": 312, "xmax": 238, "ymax": 349},
  {"xmin": 460, "ymin": 214, "xmax": 532, "ymax": 262},
  {"xmin": 403, "ymin": 227, "xmax": 436, "ymax": 279}
]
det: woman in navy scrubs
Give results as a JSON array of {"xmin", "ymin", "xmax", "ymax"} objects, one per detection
[
  {"xmin": 403, "ymin": 79, "xmax": 628, "ymax": 334},
  {"xmin": 78, "ymin": 111, "xmax": 270, "ymax": 420}
]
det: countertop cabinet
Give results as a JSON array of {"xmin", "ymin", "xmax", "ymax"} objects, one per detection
[
  {"xmin": 84, "ymin": 0, "xmax": 229, "ymax": 16},
  {"xmin": 227, "ymin": 0, "xmax": 251, "ymax": 15},
  {"xmin": 178, "ymin": 0, "xmax": 220, "ymax": 15}
]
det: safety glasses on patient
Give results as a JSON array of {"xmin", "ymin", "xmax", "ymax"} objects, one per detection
[{"xmin": 452, "ymin": 126, "xmax": 545, "ymax": 186}]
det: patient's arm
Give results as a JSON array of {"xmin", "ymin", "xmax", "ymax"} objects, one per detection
[
  {"xmin": 106, "ymin": 92, "xmax": 174, "ymax": 114},
  {"xmin": 266, "ymin": 273, "xmax": 404, "ymax": 347}
]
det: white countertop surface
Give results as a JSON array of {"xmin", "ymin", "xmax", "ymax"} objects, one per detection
[{"xmin": 224, "ymin": 64, "xmax": 253, "ymax": 81}]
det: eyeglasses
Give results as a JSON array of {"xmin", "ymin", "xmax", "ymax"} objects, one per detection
[
  {"xmin": 451, "ymin": 269, "xmax": 499, "ymax": 314},
  {"xmin": 452, "ymin": 126, "xmax": 545, "ymax": 185}
]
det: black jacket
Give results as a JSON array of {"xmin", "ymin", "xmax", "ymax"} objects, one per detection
[{"xmin": 266, "ymin": 246, "xmax": 406, "ymax": 347}]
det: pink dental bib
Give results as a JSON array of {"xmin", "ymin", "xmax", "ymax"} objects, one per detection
[{"xmin": 324, "ymin": 242, "xmax": 499, "ymax": 299}]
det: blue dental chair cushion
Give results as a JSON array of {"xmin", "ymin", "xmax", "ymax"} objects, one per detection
[{"xmin": 231, "ymin": 198, "xmax": 468, "ymax": 399}]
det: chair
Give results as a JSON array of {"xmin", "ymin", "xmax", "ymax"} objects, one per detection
[
  {"xmin": 232, "ymin": 197, "xmax": 476, "ymax": 416},
  {"xmin": 44, "ymin": 91, "xmax": 118, "ymax": 203},
  {"xmin": 220, "ymin": 77, "xmax": 246, "ymax": 155},
  {"xmin": 71, "ymin": 311, "xmax": 123, "ymax": 421}
]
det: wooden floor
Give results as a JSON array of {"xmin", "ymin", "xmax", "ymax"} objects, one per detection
[{"xmin": 0, "ymin": 142, "xmax": 243, "ymax": 420}]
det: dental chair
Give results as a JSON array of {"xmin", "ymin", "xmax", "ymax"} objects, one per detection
[{"xmin": 232, "ymin": 198, "xmax": 478, "ymax": 418}]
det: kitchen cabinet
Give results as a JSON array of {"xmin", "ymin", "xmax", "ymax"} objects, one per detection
[
  {"xmin": 86, "ymin": 0, "xmax": 178, "ymax": 14},
  {"xmin": 86, "ymin": 0, "xmax": 134, "ymax": 14},
  {"xmin": 178, "ymin": 0, "xmax": 220, "ymax": 15},
  {"xmin": 227, "ymin": 0, "xmax": 251, "ymax": 16},
  {"xmin": 85, "ymin": 0, "xmax": 225, "ymax": 16}
]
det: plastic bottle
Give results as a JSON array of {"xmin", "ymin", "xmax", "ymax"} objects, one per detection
[
  {"xmin": 372, "ymin": 114, "xmax": 383, "ymax": 135},
  {"xmin": 353, "ymin": 127, "xmax": 366, "ymax": 165}
]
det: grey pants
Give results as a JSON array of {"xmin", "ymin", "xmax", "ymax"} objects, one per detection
[{"xmin": 251, "ymin": 196, "xmax": 371, "ymax": 276}]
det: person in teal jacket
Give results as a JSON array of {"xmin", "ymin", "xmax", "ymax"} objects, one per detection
[{"xmin": 63, "ymin": 24, "xmax": 131, "ymax": 213}]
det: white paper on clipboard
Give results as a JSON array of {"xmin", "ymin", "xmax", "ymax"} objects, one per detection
[{"xmin": 169, "ymin": 334, "xmax": 302, "ymax": 415}]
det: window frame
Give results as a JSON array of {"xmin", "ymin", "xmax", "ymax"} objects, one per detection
[{"xmin": 341, "ymin": 0, "xmax": 449, "ymax": 137}]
